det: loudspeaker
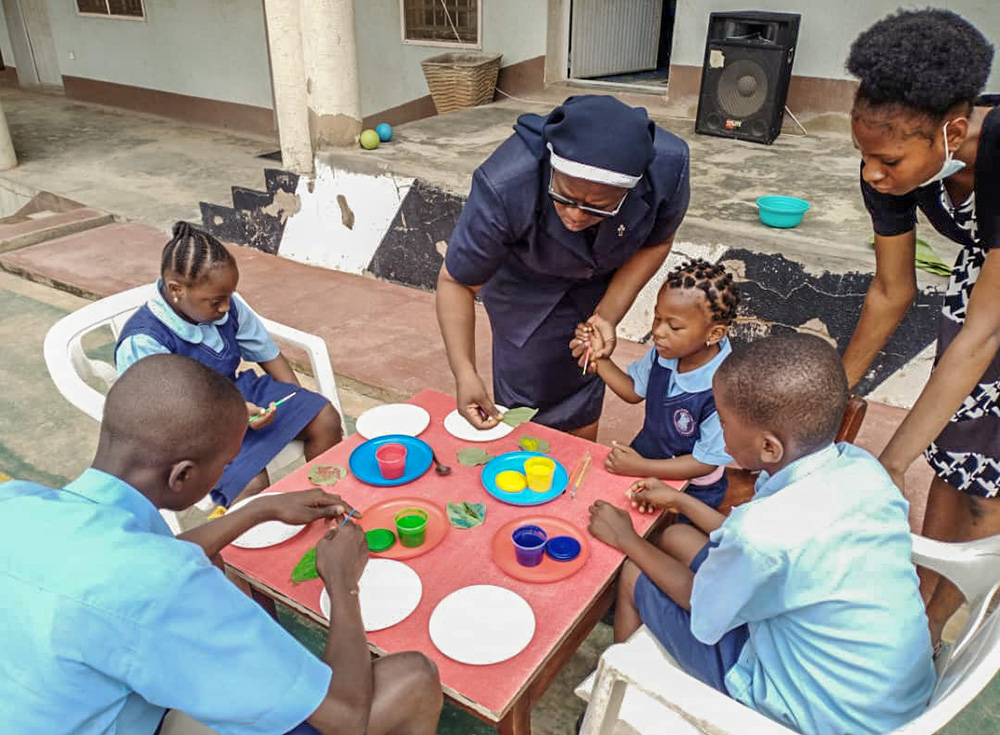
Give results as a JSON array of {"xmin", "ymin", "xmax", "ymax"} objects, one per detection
[{"xmin": 695, "ymin": 11, "xmax": 800, "ymax": 145}]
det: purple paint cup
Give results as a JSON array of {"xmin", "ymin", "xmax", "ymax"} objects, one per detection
[{"xmin": 512, "ymin": 524, "xmax": 548, "ymax": 567}]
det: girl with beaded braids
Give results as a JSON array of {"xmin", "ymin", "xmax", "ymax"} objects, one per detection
[
  {"xmin": 115, "ymin": 222, "xmax": 343, "ymax": 509},
  {"xmin": 576, "ymin": 259, "xmax": 739, "ymax": 513},
  {"xmin": 842, "ymin": 9, "xmax": 1000, "ymax": 650}
]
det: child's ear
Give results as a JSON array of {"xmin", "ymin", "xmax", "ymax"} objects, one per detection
[
  {"xmin": 760, "ymin": 432, "xmax": 784, "ymax": 465},
  {"xmin": 166, "ymin": 460, "xmax": 197, "ymax": 504},
  {"xmin": 164, "ymin": 278, "xmax": 184, "ymax": 302},
  {"xmin": 707, "ymin": 324, "xmax": 728, "ymax": 346}
]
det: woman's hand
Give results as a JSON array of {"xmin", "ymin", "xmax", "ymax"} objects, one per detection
[
  {"xmin": 586, "ymin": 312, "xmax": 617, "ymax": 360},
  {"xmin": 246, "ymin": 401, "xmax": 276, "ymax": 430},
  {"xmin": 456, "ymin": 370, "xmax": 502, "ymax": 430},
  {"xmin": 570, "ymin": 322, "xmax": 606, "ymax": 373}
]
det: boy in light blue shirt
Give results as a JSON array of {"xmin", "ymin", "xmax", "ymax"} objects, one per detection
[{"xmin": 588, "ymin": 333, "xmax": 935, "ymax": 735}]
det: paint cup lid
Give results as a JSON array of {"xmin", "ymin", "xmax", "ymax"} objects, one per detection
[
  {"xmin": 545, "ymin": 536, "xmax": 581, "ymax": 561},
  {"xmin": 366, "ymin": 528, "xmax": 396, "ymax": 552}
]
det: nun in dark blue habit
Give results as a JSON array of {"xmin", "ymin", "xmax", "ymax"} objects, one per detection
[{"xmin": 436, "ymin": 95, "xmax": 690, "ymax": 439}]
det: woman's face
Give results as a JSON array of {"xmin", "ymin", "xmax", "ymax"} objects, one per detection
[
  {"xmin": 549, "ymin": 171, "xmax": 627, "ymax": 232},
  {"xmin": 851, "ymin": 113, "xmax": 963, "ymax": 197}
]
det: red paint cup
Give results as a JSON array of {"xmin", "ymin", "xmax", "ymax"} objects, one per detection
[{"xmin": 375, "ymin": 443, "xmax": 407, "ymax": 480}]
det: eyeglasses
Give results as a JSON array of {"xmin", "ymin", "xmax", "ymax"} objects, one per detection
[{"xmin": 548, "ymin": 170, "xmax": 629, "ymax": 219}]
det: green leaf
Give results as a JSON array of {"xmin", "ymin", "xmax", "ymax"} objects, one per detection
[
  {"xmin": 308, "ymin": 464, "xmax": 347, "ymax": 486},
  {"xmin": 502, "ymin": 406, "xmax": 539, "ymax": 428},
  {"xmin": 518, "ymin": 435, "xmax": 551, "ymax": 454},
  {"xmin": 457, "ymin": 447, "xmax": 493, "ymax": 467},
  {"xmin": 447, "ymin": 501, "xmax": 487, "ymax": 529},
  {"xmin": 292, "ymin": 547, "xmax": 318, "ymax": 583}
]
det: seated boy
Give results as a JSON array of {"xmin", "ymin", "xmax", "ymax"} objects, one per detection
[
  {"xmin": 588, "ymin": 333, "xmax": 935, "ymax": 735},
  {"xmin": 0, "ymin": 354, "xmax": 442, "ymax": 735}
]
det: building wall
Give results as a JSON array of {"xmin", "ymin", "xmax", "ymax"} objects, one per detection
[
  {"xmin": 44, "ymin": 0, "xmax": 274, "ymax": 109},
  {"xmin": 669, "ymin": 0, "xmax": 1000, "ymax": 88},
  {"xmin": 354, "ymin": 0, "xmax": 547, "ymax": 116}
]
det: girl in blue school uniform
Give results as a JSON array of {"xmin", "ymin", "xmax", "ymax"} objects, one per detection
[
  {"xmin": 577, "ymin": 259, "xmax": 739, "ymax": 511},
  {"xmin": 115, "ymin": 222, "xmax": 342, "ymax": 507}
]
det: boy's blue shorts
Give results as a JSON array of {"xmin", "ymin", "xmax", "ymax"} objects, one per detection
[{"xmin": 634, "ymin": 541, "xmax": 749, "ymax": 694}]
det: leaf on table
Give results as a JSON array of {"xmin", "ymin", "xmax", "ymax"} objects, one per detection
[
  {"xmin": 457, "ymin": 447, "xmax": 493, "ymax": 466},
  {"xmin": 447, "ymin": 501, "xmax": 487, "ymax": 529},
  {"xmin": 518, "ymin": 435, "xmax": 551, "ymax": 454},
  {"xmin": 308, "ymin": 464, "xmax": 347, "ymax": 486},
  {"xmin": 291, "ymin": 547, "xmax": 318, "ymax": 583},
  {"xmin": 502, "ymin": 406, "xmax": 539, "ymax": 428}
]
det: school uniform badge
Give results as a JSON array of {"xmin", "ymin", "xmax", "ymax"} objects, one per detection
[{"xmin": 673, "ymin": 408, "xmax": 696, "ymax": 436}]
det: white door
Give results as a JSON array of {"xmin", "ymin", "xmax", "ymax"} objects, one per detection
[
  {"xmin": 570, "ymin": 0, "xmax": 663, "ymax": 78},
  {"xmin": 2, "ymin": 0, "xmax": 62, "ymax": 87}
]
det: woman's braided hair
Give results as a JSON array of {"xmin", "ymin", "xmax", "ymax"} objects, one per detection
[
  {"xmin": 160, "ymin": 221, "xmax": 235, "ymax": 284},
  {"xmin": 664, "ymin": 258, "xmax": 739, "ymax": 325}
]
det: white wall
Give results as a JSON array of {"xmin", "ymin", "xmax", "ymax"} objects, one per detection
[
  {"xmin": 43, "ymin": 0, "xmax": 274, "ymax": 108},
  {"xmin": 354, "ymin": 0, "xmax": 547, "ymax": 115},
  {"xmin": 0, "ymin": 4, "xmax": 17, "ymax": 71},
  {"xmin": 670, "ymin": 0, "xmax": 1000, "ymax": 88}
]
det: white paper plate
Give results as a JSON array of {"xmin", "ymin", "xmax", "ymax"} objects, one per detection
[
  {"xmin": 320, "ymin": 559, "xmax": 423, "ymax": 632},
  {"xmin": 228, "ymin": 495, "xmax": 306, "ymax": 549},
  {"xmin": 356, "ymin": 404, "xmax": 431, "ymax": 439},
  {"xmin": 443, "ymin": 406, "xmax": 512, "ymax": 442},
  {"xmin": 429, "ymin": 585, "xmax": 535, "ymax": 665}
]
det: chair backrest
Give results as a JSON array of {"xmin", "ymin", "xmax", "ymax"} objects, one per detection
[{"xmin": 836, "ymin": 396, "xmax": 867, "ymax": 444}]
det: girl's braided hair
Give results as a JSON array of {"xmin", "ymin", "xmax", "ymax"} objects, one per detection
[
  {"xmin": 160, "ymin": 221, "xmax": 235, "ymax": 284},
  {"xmin": 664, "ymin": 258, "xmax": 739, "ymax": 325}
]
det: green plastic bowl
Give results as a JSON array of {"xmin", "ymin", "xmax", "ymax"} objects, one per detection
[{"xmin": 756, "ymin": 195, "xmax": 811, "ymax": 228}]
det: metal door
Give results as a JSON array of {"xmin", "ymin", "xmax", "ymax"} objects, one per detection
[{"xmin": 570, "ymin": 0, "xmax": 663, "ymax": 78}]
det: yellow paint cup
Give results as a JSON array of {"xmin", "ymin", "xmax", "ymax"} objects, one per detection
[
  {"xmin": 496, "ymin": 470, "xmax": 527, "ymax": 493},
  {"xmin": 523, "ymin": 457, "xmax": 556, "ymax": 492}
]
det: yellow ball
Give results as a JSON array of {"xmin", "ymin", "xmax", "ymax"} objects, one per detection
[{"xmin": 359, "ymin": 129, "xmax": 380, "ymax": 150}]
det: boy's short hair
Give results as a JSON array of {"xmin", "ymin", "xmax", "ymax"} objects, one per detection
[{"xmin": 716, "ymin": 333, "xmax": 848, "ymax": 452}]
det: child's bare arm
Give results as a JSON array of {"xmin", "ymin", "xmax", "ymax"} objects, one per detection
[
  {"xmin": 627, "ymin": 478, "xmax": 727, "ymax": 535},
  {"xmin": 258, "ymin": 353, "xmax": 300, "ymax": 386},
  {"xmin": 594, "ymin": 358, "xmax": 644, "ymax": 403},
  {"xmin": 588, "ymin": 500, "xmax": 695, "ymax": 610},
  {"xmin": 606, "ymin": 443, "xmax": 718, "ymax": 479}
]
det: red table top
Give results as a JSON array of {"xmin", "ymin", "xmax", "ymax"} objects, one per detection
[{"xmin": 222, "ymin": 389, "xmax": 680, "ymax": 721}]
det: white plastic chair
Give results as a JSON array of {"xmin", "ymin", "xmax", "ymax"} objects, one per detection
[
  {"xmin": 577, "ymin": 533, "xmax": 1000, "ymax": 735},
  {"xmin": 43, "ymin": 284, "xmax": 343, "ymax": 534}
]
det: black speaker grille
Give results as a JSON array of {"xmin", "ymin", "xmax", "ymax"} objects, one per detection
[{"xmin": 716, "ymin": 58, "xmax": 769, "ymax": 118}]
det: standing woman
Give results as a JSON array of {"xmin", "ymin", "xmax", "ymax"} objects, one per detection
[
  {"xmin": 436, "ymin": 95, "xmax": 690, "ymax": 440},
  {"xmin": 842, "ymin": 9, "xmax": 999, "ymax": 648}
]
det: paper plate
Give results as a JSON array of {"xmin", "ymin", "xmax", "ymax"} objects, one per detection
[
  {"xmin": 443, "ymin": 405, "xmax": 513, "ymax": 442},
  {"xmin": 228, "ymin": 494, "xmax": 306, "ymax": 549},
  {"xmin": 429, "ymin": 585, "xmax": 536, "ymax": 665},
  {"xmin": 355, "ymin": 404, "xmax": 430, "ymax": 439},
  {"xmin": 357, "ymin": 497, "xmax": 449, "ymax": 560},
  {"xmin": 320, "ymin": 559, "xmax": 423, "ymax": 631},
  {"xmin": 349, "ymin": 435, "xmax": 433, "ymax": 487},
  {"xmin": 481, "ymin": 452, "xmax": 568, "ymax": 506},
  {"xmin": 491, "ymin": 515, "xmax": 590, "ymax": 583}
]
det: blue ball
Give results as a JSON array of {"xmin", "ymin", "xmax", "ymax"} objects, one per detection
[{"xmin": 375, "ymin": 123, "xmax": 393, "ymax": 142}]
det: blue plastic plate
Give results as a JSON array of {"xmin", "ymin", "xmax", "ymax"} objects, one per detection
[
  {"xmin": 349, "ymin": 434, "xmax": 433, "ymax": 487},
  {"xmin": 481, "ymin": 451, "xmax": 568, "ymax": 506}
]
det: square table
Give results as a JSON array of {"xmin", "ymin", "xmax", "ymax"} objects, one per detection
[{"xmin": 222, "ymin": 389, "xmax": 679, "ymax": 735}]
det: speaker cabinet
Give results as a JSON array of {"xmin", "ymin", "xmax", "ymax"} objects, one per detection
[{"xmin": 695, "ymin": 11, "xmax": 801, "ymax": 145}]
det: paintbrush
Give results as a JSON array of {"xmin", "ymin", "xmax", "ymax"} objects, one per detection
[
  {"xmin": 569, "ymin": 451, "xmax": 592, "ymax": 500},
  {"xmin": 248, "ymin": 391, "xmax": 298, "ymax": 423},
  {"xmin": 339, "ymin": 507, "xmax": 358, "ymax": 528},
  {"xmin": 581, "ymin": 346, "xmax": 591, "ymax": 377}
]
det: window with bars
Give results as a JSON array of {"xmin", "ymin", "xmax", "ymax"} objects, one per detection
[
  {"xmin": 76, "ymin": 0, "xmax": 145, "ymax": 19},
  {"xmin": 402, "ymin": 0, "xmax": 479, "ymax": 46}
]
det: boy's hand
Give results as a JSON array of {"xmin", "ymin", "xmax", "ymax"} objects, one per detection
[
  {"xmin": 627, "ymin": 478, "xmax": 685, "ymax": 515},
  {"xmin": 587, "ymin": 500, "xmax": 638, "ymax": 551},
  {"xmin": 247, "ymin": 401, "xmax": 276, "ymax": 430},
  {"xmin": 315, "ymin": 522, "xmax": 368, "ymax": 590},
  {"xmin": 260, "ymin": 489, "xmax": 360, "ymax": 526},
  {"xmin": 605, "ymin": 441, "xmax": 647, "ymax": 476}
]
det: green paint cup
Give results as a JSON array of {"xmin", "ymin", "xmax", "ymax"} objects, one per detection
[{"xmin": 394, "ymin": 508, "xmax": 428, "ymax": 548}]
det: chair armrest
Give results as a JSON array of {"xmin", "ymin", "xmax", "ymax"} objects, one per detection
[{"xmin": 259, "ymin": 317, "xmax": 342, "ymax": 415}]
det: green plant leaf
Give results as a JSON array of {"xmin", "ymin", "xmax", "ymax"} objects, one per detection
[
  {"xmin": 518, "ymin": 435, "xmax": 551, "ymax": 454},
  {"xmin": 292, "ymin": 547, "xmax": 318, "ymax": 583},
  {"xmin": 457, "ymin": 447, "xmax": 493, "ymax": 466},
  {"xmin": 447, "ymin": 501, "xmax": 487, "ymax": 529},
  {"xmin": 308, "ymin": 464, "xmax": 347, "ymax": 486},
  {"xmin": 502, "ymin": 407, "xmax": 539, "ymax": 428}
]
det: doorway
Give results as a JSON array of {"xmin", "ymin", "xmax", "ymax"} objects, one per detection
[
  {"xmin": 568, "ymin": 0, "xmax": 675, "ymax": 88},
  {"xmin": 3, "ymin": 0, "xmax": 62, "ymax": 88}
]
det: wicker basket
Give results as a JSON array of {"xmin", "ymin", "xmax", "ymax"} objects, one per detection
[{"xmin": 421, "ymin": 52, "xmax": 503, "ymax": 114}]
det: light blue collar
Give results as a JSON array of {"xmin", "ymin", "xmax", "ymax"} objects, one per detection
[
  {"xmin": 148, "ymin": 279, "xmax": 231, "ymax": 345},
  {"xmin": 753, "ymin": 443, "xmax": 840, "ymax": 500},
  {"xmin": 657, "ymin": 337, "xmax": 732, "ymax": 392},
  {"xmin": 64, "ymin": 468, "xmax": 173, "ymax": 537}
]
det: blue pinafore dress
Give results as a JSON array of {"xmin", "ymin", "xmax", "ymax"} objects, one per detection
[
  {"xmin": 116, "ymin": 300, "xmax": 329, "ymax": 506},
  {"xmin": 630, "ymin": 351, "xmax": 728, "ymax": 510}
]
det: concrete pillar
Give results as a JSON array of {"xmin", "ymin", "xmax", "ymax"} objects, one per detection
[
  {"xmin": 0, "ymin": 100, "xmax": 17, "ymax": 171},
  {"xmin": 263, "ymin": 0, "xmax": 313, "ymax": 173},
  {"xmin": 299, "ymin": 0, "xmax": 363, "ymax": 148}
]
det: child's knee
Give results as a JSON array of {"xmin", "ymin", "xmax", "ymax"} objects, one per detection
[
  {"xmin": 314, "ymin": 404, "xmax": 343, "ymax": 443},
  {"xmin": 620, "ymin": 559, "xmax": 643, "ymax": 598}
]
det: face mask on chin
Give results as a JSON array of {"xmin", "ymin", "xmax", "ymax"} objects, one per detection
[{"xmin": 920, "ymin": 119, "xmax": 967, "ymax": 187}]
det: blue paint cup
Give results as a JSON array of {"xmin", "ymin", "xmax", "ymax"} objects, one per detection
[{"xmin": 512, "ymin": 525, "xmax": 548, "ymax": 567}]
